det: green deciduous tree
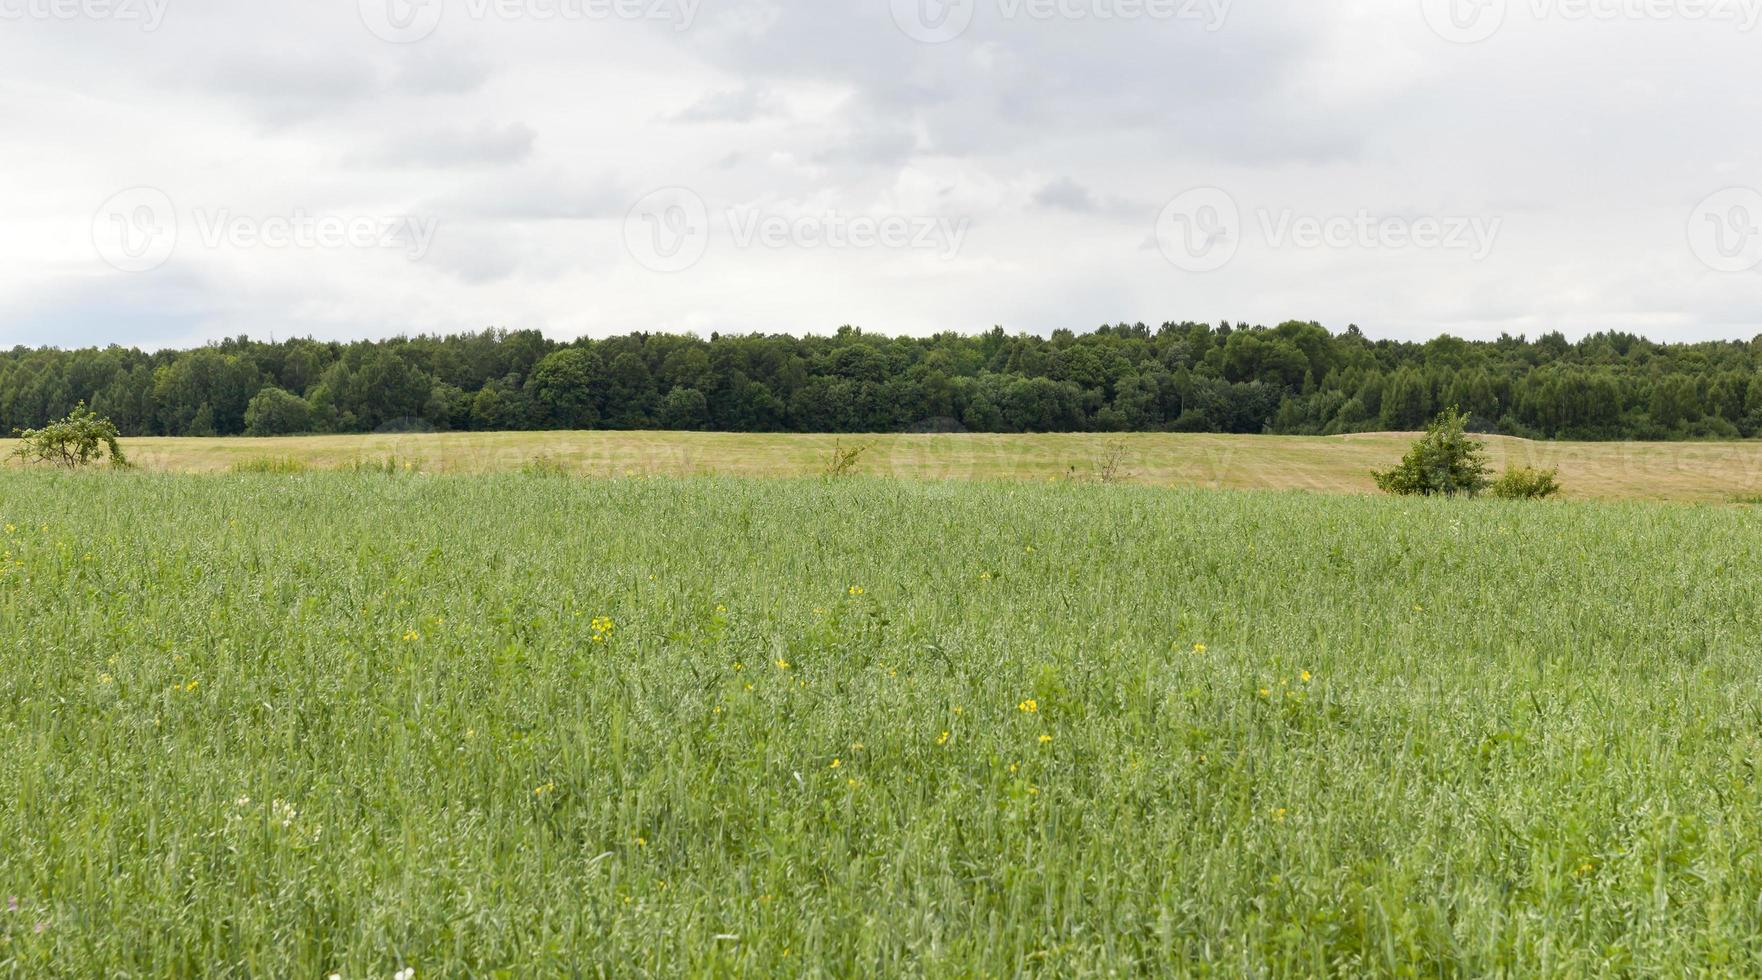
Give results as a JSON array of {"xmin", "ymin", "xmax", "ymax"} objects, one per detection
[
  {"xmin": 243, "ymin": 387, "xmax": 314, "ymax": 436},
  {"xmin": 10, "ymin": 402, "xmax": 129, "ymax": 468},
  {"xmin": 1373, "ymin": 407, "xmax": 1491, "ymax": 497}
]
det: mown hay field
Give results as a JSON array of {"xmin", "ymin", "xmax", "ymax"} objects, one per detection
[
  {"xmin": 38, "ymin": 429, "xmax": 1762, "ymax": 502},
  {"xmin": 4, "ymin": 470, "xmax": 1762, "ymax": 975}
]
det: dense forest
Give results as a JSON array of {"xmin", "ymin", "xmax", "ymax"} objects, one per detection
[{"xmin": 3, "ymin": 321, "xmax": 1759, "ymax": 440}]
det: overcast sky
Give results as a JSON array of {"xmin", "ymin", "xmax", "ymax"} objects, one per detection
[{"xmin": 2, "ymin": 0, "xmax": 1760, "ymax": 351}]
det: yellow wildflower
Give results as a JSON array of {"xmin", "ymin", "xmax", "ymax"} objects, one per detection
[
  {"xmin": 829, "ymin": 758, "xmax": 841, "ymax": 769},
  {"xmin": 936, "ymin": 730, "xmax": 951, "ymax": 746},
  {"xmin": 1301, "ymin": 670, "xmax": 1313, "ymax": 684},
  {"xmin": 403, "ymin": 629, "xmax": 421, "ymax": 642},
  {"xmin": 847, "ymin": 585, "xmax": 865, "ymax": 597},
  {"xmin": 775, "ymin": 658, "xmax": 791, "ymax": 670},
  {"xmin": 1038, "ymin": 734, "xmax": 1053, "ymax": 745},
  {"xmin": 1192, "ymin": 643, "xmax": 1207, "ymax": 654},
  {"xmin": 1018, "ymin": 699, "xmax": 1038, "ymax": 714}
]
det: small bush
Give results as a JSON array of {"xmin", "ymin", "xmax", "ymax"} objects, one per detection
[
  {"xmin": 1373, "ymin": 407, "xmax": 1490, "ymax": 497},
  {"xmin": 1490, "ymin": 466, "xmax": 1562, "ymax": 500},
  {"xmin": 345, "ymin": 456, "xmax": 422, "ymax": 475},
  {"xmin": 230, "ymin": 456, "xmax": 309, "ymax": 475},
  {"xmin": 520, "ymin": 454, "xmax": 571, "ymax": 478},
  {"xmin": 9, "ymin": 403, "xmax": 130, "ymax": 469},
  {"xmin": 823, "ymin": 441, "xmax": 869, "ymax": 478},
  {"xmin": 1096, "ymin": 439, "xmax": 1132, "ymax": 485}
]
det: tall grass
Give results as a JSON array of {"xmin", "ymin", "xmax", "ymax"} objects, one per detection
[
  {"xmin": 3, "ymin": 471, "xmax": 1762, "ymax": 974},
  {"xmin": 229, "ymin": 455, "xmax": 309, "ymax": 475}
]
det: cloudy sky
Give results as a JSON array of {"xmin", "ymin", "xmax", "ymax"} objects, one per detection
[{"xmin": 2, "ymin": 0, "xmax": 1760, "ymax": 351}]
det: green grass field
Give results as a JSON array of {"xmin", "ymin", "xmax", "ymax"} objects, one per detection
[
  {"xmin": 40, "ymin": 429, "xmax": 1762, "ymax": 503},
  {"xmin": 5, "ymin": 468, "xmax": 1762, "ymax": 974}
]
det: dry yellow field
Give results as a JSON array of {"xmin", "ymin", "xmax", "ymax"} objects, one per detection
[{"xmin": 14, "ymin": 430, "xmax": 1758, "ymax": 502}]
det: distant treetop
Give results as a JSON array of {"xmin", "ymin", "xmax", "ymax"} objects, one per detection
[{"xmin": 3, "ymin": 322, "xmax": 1760, "ymax": 441}]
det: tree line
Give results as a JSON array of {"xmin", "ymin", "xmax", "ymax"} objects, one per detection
[{"xmin": 3, "ymin": 321, "xmax": 1760, "ymax": 440}]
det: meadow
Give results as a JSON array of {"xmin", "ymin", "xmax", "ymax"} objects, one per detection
[
  {"xmin": 69, "ymin": 429, "xmax": 1762, "ymax": 502},
  {"xmin": 5, "ymin": 466, "xmax": 1762, "ymax": 975}
]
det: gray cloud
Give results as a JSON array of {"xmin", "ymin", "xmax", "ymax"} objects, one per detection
[
  {"xmin": 364, "ymin": 122, "xmax": 539, "ymax": 168},
  {"xmin": 2, "ymin": 0, "xmax": 1759, "ymax": 346},
  {"xmin": 671, "ymin": 86, "xmax": 782, "ymax": 123}
]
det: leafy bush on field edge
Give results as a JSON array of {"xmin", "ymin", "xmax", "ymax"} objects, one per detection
[{"xmin": 9, "ymin": 402, "xmax": 130, "ymax": 469}]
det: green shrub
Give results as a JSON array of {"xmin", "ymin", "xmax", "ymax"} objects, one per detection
[
  {"xmin": 243, "ymin": 387, "xmax": 314, "ymax": 436},
  {"xmin": 8, "ymin": 402, "xmax": 130, "ymax": 469},
  {"xmin": 1373, "ymin": 407, "xmax": 1490, "ymax": 497},
  {"xmin": 519, "ymin": 454, "xmax": 571, "ymax": 478},
  {"xmin": 344, "ymin": 456, "xmax": 422, "ymax": 475},
  {"xmin": 1490, "ymin": 466, "xmax": 1562, "ymax": 500},
  {"xmin": 230, "ymin": 456, "xmax": 309, "ymax": 475},
  {"xmin": 823, "ymin": 440, "xmax": 869, "ymax": 478}
]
